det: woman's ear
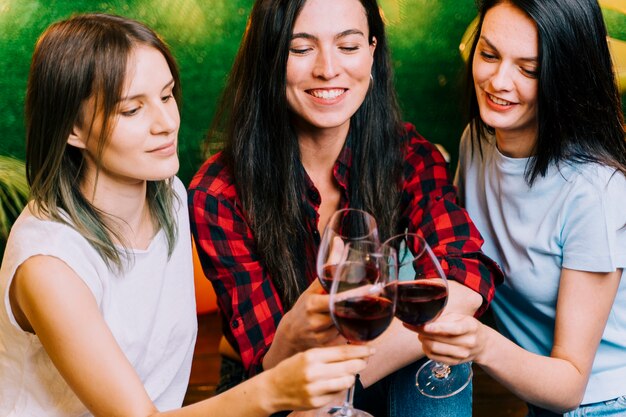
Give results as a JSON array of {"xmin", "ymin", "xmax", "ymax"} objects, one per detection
[
  {"xmin": 67, "ymin": 125, "xmax": 87, "ymax": 150},
  {"xmin": 370, "ymin": 36, "xmax": 377, "ymax": 56}
]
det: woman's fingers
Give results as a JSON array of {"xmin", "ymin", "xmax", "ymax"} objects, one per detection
[
  {"xmin": 305, "ymin": 292, "xmax": 331, "ymax": 314},
  {"xmin": 327, "ymin": 236, "xmax": 345, "ymax": 265},
  {"xmin": 414, "ymin": 314, "xmax": 485, "ymax": 363},
  {"xmin": 421, "ymin": 313, "xmax": 477, "ymax": 336},
  {"xmin": 276, "ymin": 346, "xmax": 372, "ymax": 410},
  {"xmin": 419, "ymin": 334, "xmax": 473, "ymax": 363},
  {"xmin": 304, "ymin": 344, "xmax": 373, "ymax": 363},
  {"xmin": 297, "ymin": 346, "xmax": 371, "ymax": 383},
  {"xmin": 305, "ymin": 375, "xmax": 356, "ymax": 400},
  {"xmin": 308, "ymin": 311, "xmax": 335, "ymax": 331}
]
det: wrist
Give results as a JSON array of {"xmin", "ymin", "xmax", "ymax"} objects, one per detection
[
  {"xmin": 263, "ymin": 326, "xmax": 297, "ymax": 370},
  {"xmin": 474, "ymin": 323, "xmax": 494, "ymax": 365},
  {"xmin": 264, "ymin": 370, "xmax": 284, "ymax": 413}
]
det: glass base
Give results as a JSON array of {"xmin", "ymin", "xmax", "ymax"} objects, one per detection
[
  {"xmin": 416, "ymin": 360, "xmax": 472, "ymax": 399},
  {"xmin": 320, "ymin": 405, "xmax": 374, "ymax": 417}
]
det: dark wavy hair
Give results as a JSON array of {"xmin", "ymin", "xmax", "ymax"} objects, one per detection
[
  {"xmin": 26, "ymin": 13, "xmax": 182, "ymax": 271},
  {"xmin": 207, "ymin": 0, "xmax": 404, "ymax": 307},
  {"xmin": 466, "ymin": 0, "xmax": 626, "ymax": 185}
]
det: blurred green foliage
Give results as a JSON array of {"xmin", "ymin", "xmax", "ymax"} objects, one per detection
[
  {"xmin": 0, "ymin": 155, "xmax": 28, "ymax": 255},
  {"xmin": 0, "ymin": 0, "xmax": 624, "ymax": 187}
]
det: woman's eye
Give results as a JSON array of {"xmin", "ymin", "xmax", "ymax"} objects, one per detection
[
  {"xmin": 479, "ymin": 51, "xmax": 497, "ymax": 61},
  {"xmin": 521, "ymin": 67, "xmax": 539, "ymax": 78},
  {"xmin": 121, "ymin": 107, "xmax": 139, "ymax": 117},
  {"xmin": 162, "ymin": 94, "xmax": 173, "ymax": 103},
  {"xmin": 289, "ymin": 47, "xmax": 312, "ymax": 55},
  {"xmin": 339, "ymin": 46, "xmax": 360, "ymax": 52}
]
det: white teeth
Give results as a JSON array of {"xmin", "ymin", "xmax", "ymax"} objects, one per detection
[
  {"xmin": 310, "ymin": 89, "xmax": 345, "ymax": 99},
  {"xmin": 488, "ymin": 93, "xmax": 512, "ymax": 106}
]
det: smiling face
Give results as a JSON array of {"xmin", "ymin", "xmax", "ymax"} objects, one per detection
[
  {"xmin": 69, "ymin": 45, "xmax": 180, "ymax": 189},
  {"xmin": 473, "ymin": 2, "xmax": 539, "ymax": 156},
  {"xmin": 286, "ymin": 0, "xmax": 376, "ymax": 137}
]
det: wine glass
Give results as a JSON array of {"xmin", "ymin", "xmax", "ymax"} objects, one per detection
[
  {"xmin": 316, "ymin": 208, "xmax": 379, "ymax": 292},
  {"xmin": 383, "ymin": 232, "xmax": 472, "ymax": 398},
  {"xmin": 324, "ymin": 240, "xmax": 398, "ymax": 417}
]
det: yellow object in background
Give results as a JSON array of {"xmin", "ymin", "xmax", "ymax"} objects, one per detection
[
  {"xmin": 602, "ymin": 0, "xmax": 626, "ymax": 92},
  {"xmin": 458, "ymin": 1, "xmax": 626, "ymax": 93}
]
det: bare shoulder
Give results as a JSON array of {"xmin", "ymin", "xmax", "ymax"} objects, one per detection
[{"xmin": 11, "ymin": 255, "xmax": 95, "ymax": 333}]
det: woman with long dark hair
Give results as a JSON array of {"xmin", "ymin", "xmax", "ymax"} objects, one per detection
[
  {"xmin": 189, "ymin": 0, "xmax": 502, "ymax": 415},
  {"xmin": 0, "ymin": 13, "xmax": 372, "ymax": 417},
  {"xmin": 417, "ymin": 0, "xmax": 626, "ymax": 415}
]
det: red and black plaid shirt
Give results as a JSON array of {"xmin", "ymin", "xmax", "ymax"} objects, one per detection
[{"xmin": 188, "ymin": 122, "xmax": 502, "ymax": 376}]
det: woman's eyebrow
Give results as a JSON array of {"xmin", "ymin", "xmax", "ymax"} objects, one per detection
[
  {"xmin": 291, "ymin": 29, "xmax": 366, "ymax": 41},
  {"xmin": 479, "ymin": 35, "xmax": 538, "ymax": 62},
  {"xmin": 120, "ymin": 79, "xmax": 175, "ymax": 102}
]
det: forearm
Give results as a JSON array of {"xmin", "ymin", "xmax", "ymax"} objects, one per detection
[
  {"xmin": 478, "ymin": 326, "xmax": 586, "ymax": 413},
  {"xmin": 445, "ymin": 280, "xmax": 482, "ymax": 316},
  {"xmin": 262, "ymin": 323, "xmax": 298, "ymax": 370},
  {"xmin": 358, "ymin": 319, "xmax": 424, "ymax": 387},
  {"xmin": 160, "ymin": 373, "xmax": 275, "ymax": 417}
]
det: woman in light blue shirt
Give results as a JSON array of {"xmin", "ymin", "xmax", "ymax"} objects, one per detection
[{"xmin": 416, "ymin": 1, "xmax": 626, "ymax": 416}]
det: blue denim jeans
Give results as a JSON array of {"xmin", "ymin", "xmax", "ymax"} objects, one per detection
[
  {"xmin": 563, "ymin": 396, "xmax": 626, "ymax": 417},
  {"xmin": 527, "ymin": 396, "xmax": 626, "ymax": 417},
  {"xmin": 353, "ymin": 357, "xmax": 473, "ymax": 417}
]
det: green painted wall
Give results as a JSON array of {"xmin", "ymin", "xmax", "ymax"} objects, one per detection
[{"xmin": 1, "ymin": 0, "xmax": 625, "ymax": 185}]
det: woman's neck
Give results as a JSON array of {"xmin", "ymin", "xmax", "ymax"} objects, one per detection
[
  {"xmin": 80, "ymin": 172, "xmax": 153, "ymax": 249},
  {"xmin": 297, "ymin": 123, "xmax": 350, "ymax": 175},
  {"xmin": 494, "ymin": 128, "xmax": 537, "ymax": 158},
  {"xmin": 296, "ymin": 123, "xmax": 348, "ymax": 232}
]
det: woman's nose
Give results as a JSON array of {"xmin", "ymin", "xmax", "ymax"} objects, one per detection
[
  {"xmin": 313, "ymin": 49, "xmax": 339, "ymax": 80},
  {"xmin": 490, "ymin": 63, "xmax": 514, "ymax": 91},
  {"xmin": 151, "ymin": 101, "xmax": 179, "ymax": 134}
]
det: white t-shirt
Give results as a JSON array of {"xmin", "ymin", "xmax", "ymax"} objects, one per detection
[
  {"xmin": 0, "ymin": 177, "xmax": 197, "ymax": 416},
  {"xmin": 455, "ymin": 126, "xmax": 626, "ymax": 405}
]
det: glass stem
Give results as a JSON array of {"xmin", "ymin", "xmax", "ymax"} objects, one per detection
[
  {"xmin": 340, "ymin": 375, "xmax": 358, "ymax": 415},
  {"xmin": 345, "ymin": 384, "xmax": 355, "ymax": 407},
  {"xmin": 432, "ymin": 362, "xmax": 452, "ymax": 379}
]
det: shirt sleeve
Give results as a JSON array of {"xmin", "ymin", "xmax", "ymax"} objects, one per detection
[
  {"xmin": 561, "ymin": 167, "xmax": 626, "ymax": 273},
  {"xmin": 188, "ymin": 176, "xmax": 284, "ymax": 376},
  {"xmin": 400, "ymin": 123, "xmax": 503, "ymax": 316}
]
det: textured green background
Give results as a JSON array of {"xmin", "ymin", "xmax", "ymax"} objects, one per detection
[{"xmin": 1, "ymin": 0, "xmax": 625, "ymax": 185}]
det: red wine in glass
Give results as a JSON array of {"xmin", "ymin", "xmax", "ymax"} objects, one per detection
[
  {"xmin": 383, "ymin": 232, "xmax": 472, "ymax": 399},
  {"xmin": 324, "ymin": 241, "xmax": 397, "ymax": 417},
  {"xmin": 395, "ymin": 280, "xmax": 448, "ymax": 327},
  {"xmin": 332, "ymin": 295, "xmax": 394, "ymax": 342}
]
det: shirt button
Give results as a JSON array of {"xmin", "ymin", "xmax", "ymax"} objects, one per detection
[
  {"xmin": 231, "ymin": 319, "xmax": 239, "ymax": 329},
  {"xmin": 312, "ymin": 230, "xmax": 320, "ymax": 244}
]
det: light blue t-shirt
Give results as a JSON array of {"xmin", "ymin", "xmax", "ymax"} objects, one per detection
[{"xmin": 455, "ymin": 126, "xmax": 626, "ymax": 404}]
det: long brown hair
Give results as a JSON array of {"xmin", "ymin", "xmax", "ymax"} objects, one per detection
[
  {"xmin": 25, "ymin": 13, "xmax": 182, "ymax": 271},
  {"xmin": 208, "ymin": 0, "xmax": 404, "ymax": 308}
]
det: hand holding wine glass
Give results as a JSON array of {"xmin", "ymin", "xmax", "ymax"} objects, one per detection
[
  {"xmin": 317, "ymin": 208, "xmax": 379, "ymax": 292},
  {"xmin": 322, "ymin": 240, "xmax": 398, "ymax": 417},
  {"xmin": 267, "ymin": 344, "xmax": 374, "ymax": 412},
  {"xmin": 265, "ymin": 279, "xmax": 345, "ymax": 373},
  {"xmin": 383, "ymin": 233, "xmax": 472, "ymax": 399},
  {"xmin": 416, "ymin": 312, "xmax": 488, "ymax": 366}
]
